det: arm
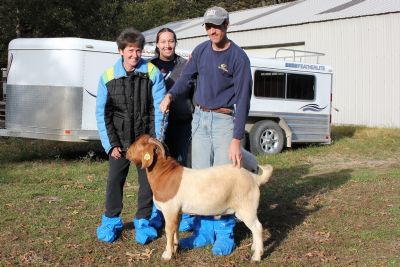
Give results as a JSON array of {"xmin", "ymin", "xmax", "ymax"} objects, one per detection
[
  {"xmin": 229, "ymin": 54, "xmax": 252, "ymax": 167},
  {"xmin": 232, "ymin": 55, "xmax": 252, "ymax": 140},
  {"xmin": 149, "ymin": 64, "xmax": 167, "ymax": 139},
  {"xmin": 95, "ymin": 77, "xmax": 113, "ymax": 154},
  {"xmin": 160, "ymin": 51, "xmax": 199, "ymax": 113}
]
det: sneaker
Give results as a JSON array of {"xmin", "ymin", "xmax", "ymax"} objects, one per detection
[
  {"xmin": 179, "ymin": 213, "xmax": 194, "ymax": 232},
  {"xmin": 96, "ymin": 214, "xmax": 123, "ymax": 243},
  {"xmin": 179, "ymin": 216, "xmax": 214, "ymax": 249},
  {"xmin": 133, "ymin": 218, "xmax": 158, "ymax": 245},
  {"xmin": 211, "ymin": 215, "xmax": 236, "ymax": 256},
  {"xmin": 149, "ymin": 205, "xmax": 164, "ymax": 230}
]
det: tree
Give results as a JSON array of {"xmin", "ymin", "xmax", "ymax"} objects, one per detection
[
  {"xmin": 0, "ymin": 0, "xmax": 124, "ymax": 67},
  {"xmin": 0, "ymin": 0, "xmax": 296, "ymax": 68}
]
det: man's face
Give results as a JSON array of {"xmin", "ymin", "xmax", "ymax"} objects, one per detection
[
  {"xmin": 119, "ymin": 43, "xmax": 142, "ymax": 71},
  {"xmin": 205, "ymin": 22, "xmax": 228, "ymax": 46}
]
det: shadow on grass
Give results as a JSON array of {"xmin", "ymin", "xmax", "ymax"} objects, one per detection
[
  {"xmin": 0, "ymin": 137, "xmax": 107, "ymax": 163},
  {"xmin": 331, "ymin": 126, "xmax": 357, "ymax": 141},
  {"xmin": 234, "ymin": 164, "xmax": 352, "ymax": 259}
]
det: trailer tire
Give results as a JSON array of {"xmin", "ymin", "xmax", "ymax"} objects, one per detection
[{"xmin": 250, "ymin": 120, "xmax": 284, "ymax": 155}]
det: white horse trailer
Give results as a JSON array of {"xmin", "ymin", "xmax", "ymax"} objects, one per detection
[
  {"xmin": 1, "ymin": 38, "xmax": 122, "ymax": 141},
  {"xmin": 0, "ymin": 38, "xmax": 332, "ymax": 154},
  {"xmin": 246, "ymin": 53, "xmax": 333, "ymax": 154}
]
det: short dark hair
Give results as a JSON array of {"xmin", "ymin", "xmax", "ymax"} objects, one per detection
[
  {"xmin": 116, "ymin": 27, "xmax": 145, "ymax": 50},
  {"xmin": 155, "ymin": 28, "xmax": 177, "ymax": 56}
]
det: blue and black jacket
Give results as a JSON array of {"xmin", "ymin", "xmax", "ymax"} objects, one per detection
[{"xmin": 96, "ymin": 57, "xmax": 166, "ymax": 154}]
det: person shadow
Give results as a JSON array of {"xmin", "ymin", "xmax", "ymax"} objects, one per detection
[{"xmin": 234, "ymin": 164, "xmax": 352, "ymax": 259}]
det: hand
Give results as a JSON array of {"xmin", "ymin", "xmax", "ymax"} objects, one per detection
[
  {"xmin": 110, "ymin": 147, "xmax": 122, "ymax": 160},
  {"xmin": 229, "ymin": 139, "xmax": 242, "ymax": 168},
  {"xmin": 160, "ymin": 93, "xmax": 172, "ymax": 114}
]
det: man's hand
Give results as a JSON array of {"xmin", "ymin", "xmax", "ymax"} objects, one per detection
[
  {"xmin": 229, "ymin": 138, "xmax": 242, "ymax": 168},
  {"xmin": 110, "ymin": 147, "xmax": 122, "ymax": 160},
  {"xmin": 160, "ymin": 93, "xmax": 173, "ymax": 114}
]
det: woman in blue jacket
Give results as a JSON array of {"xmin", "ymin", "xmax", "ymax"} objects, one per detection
[{"xmin": 95, "ymin": 28, "xmax": 166, "ymax": 245}]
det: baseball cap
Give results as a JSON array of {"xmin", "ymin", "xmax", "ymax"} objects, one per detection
[{"xmin": 203, "ymin": 6, "xmax": 229, "ymax": 25}]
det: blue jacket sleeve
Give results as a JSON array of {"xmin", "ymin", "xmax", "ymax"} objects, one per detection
[
  {"xmin": 150, "ymin": 66, "xmax": 167, "ymax": 139},
  {"xmin": 95, "ymin": 77, "xmax": 112, "ymax": 154}
]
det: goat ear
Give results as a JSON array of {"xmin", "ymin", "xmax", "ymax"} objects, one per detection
[{"xmin": 141, "ymin": 145, "xmax": 154, "ymax": 169}]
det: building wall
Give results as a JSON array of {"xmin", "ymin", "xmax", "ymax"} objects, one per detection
[{"xmin": 174, "ymin": 13, "xmax": 400, "ymax": 128}]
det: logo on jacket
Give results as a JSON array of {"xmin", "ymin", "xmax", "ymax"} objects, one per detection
[{"xmin": 218, "ymin": 64, "xmax": 229, "ymax": 73}]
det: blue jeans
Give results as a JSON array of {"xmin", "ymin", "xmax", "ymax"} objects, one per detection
[
  {"xmin": 191, "ymin": 106, "xmax": 234, "ymax": 168},
  {"xmin": 191, "ymin": 106, "xmax": 258, "ymax": 171},
  {"xmin": 188, "ymin": 106, "xmax": 260, "ymax": 255}
]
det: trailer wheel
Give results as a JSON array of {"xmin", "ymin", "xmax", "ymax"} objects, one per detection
[{"xmin": 250, "ymin": 120, "xmax": 284, "ymax": 155}]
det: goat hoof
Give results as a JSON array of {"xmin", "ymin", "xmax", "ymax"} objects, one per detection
[
  {"xmin": 251, "ymin": 253, "xmax": 261, "ymax": 262},
  {"xmin": 161, "ymin": 251, "xmax": 172, "ymax": 261}
]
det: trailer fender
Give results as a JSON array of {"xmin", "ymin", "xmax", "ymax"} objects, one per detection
[{"xmin": 278, "ymin": 118, "xmax": 292, "ymax": 148}]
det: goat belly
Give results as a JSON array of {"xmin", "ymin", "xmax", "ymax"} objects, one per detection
[{"xmin": 181, "ymin": 204, "xmax": 235, "ymax": 216}]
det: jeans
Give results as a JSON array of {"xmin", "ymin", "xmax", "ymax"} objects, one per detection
[
  {"xmin": 191, "ymin": 106, "xmax": 258, "ymax": 171},
  {"xmin": 188, "ymin": 106, "xmax": 257, "ymax": 255}
]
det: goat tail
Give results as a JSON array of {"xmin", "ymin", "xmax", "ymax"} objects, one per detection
[{"xmin": 254, "ymin": 164, "xmax": 273, "ymax": 186}]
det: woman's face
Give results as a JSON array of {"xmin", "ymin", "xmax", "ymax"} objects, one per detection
[{"xmin": 157, "ymin": 31, "xmax": 176, "ymax": 61}]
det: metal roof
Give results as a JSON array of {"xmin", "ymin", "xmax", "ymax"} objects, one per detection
[{"xmin": 143, "ymin": 0, "xmax": 400, "ymax": 43}]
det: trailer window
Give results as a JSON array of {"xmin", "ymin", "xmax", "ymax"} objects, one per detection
[
  {"xmin": 254, "ymin": 71, "xmax": 285, "ymax": 98},
  {"xmin": 254, "ymin": 70, "xmax": 315, "ymax": 100},
  {"xmin": 287, "ymin": 73, "xmax": 315, "ymax": 100}
]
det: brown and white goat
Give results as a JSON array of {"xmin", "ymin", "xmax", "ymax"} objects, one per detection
[{"xmin": 126, "ymin": 134, "xmax": 273, "ymax": 262}]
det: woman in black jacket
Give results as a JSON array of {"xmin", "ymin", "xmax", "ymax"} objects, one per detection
[{"xmin": 150, "ymin": 28, "xmax": 195, "ymax": 232}]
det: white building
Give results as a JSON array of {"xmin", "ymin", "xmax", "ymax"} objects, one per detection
[{"xmin": 143, "ymin": 0, "xmax": 400, "ymax": 128}]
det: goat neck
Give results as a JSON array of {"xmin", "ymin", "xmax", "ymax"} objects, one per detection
[{"xmin": 146, "ymin": 151, "xmax": 183, "ymax": 203}]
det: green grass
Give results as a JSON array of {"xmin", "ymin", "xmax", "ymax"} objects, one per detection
[{"xmin": 1, "ymin": 125, "xmax": 400, "ymax": 266}]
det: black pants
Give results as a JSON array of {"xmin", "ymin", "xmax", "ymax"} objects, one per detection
[
  {"xmin": 165, "ymin": 120, "xmax": 192, "ymax": 167},
  {"xmin": 104, "ymin": 154, "xmax": 153, "ymax": 219}
]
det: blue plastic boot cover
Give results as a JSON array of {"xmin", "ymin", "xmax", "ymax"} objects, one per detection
[
  {"xmin": 179, "ymin": 213, "xmax": 195, "ymax": 232},
  {"xmin": 96, "ymin": 214, "xmax": 123, "ymax": 243},
  {"xmin": 149, "ymin": 204, "xmax": 164, "ymax": 230},
  {"xmin": 212, "ymin": 215, "xmax": 236, "ymax": 256},
  {"xmin": 133, "ymin": 218, "xmax": 158, "ymax": 245},
  {"xmin": 179, "ymin": 216, "xmax": 215, "ymax": 249}
]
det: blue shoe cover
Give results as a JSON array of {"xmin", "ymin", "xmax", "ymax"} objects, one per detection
[
  {"xmin": 212, "ymin": 216, "xmax": 236, "ymax": 256},
  {"xmin": 149, "ymin": 204, "xmax": 164, "ymax": 230},
  {"xmin": 96, "ymin": 214, "xmax": 123, "ymax": 243},
  {"xmin": 133, "ymin": 218, "xmax": 158, "ymax": 245},
  {"xmin": 179, "ymin": 216, "xmax": 215, "ymax": 249},
  {"xmin": 179, "ymin": 213, "xmax": 195, "ymax": 232}
]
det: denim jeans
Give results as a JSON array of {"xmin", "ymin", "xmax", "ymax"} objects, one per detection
[{"xmin": 191, "ymin": 106, "xmax": 258, "ymax": 171}]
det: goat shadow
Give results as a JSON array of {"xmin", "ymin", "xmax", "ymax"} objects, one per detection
[{"xmin": 233, "ymin": 164, "xmax": 352, "ymax": 259}]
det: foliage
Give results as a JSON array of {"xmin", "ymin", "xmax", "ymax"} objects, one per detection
[{"xmin": 0, "ymin": 0, "xmax": 295, "ymax": 68}]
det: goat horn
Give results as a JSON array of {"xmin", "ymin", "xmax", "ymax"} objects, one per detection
[{"xmin": 148, "ymin": 138, "xmax": 166, "ymax": 159}]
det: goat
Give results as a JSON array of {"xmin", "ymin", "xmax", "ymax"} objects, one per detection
[{"xmin": 126, "ymin": 134, "xmax": 273, "ymax": 262}]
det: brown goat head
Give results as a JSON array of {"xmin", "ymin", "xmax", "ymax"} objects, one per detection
[
  {"xmin": 126, "ymin": 134, "xmax": 166, "ymax": 169},
  {"xmin": 148, "ymin": 137, "xmax": 166, "ymax": 159}
]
